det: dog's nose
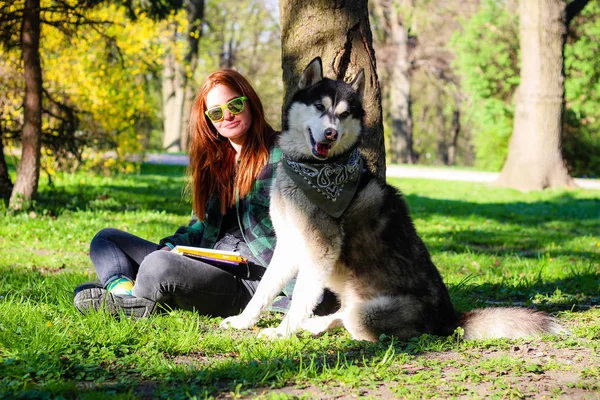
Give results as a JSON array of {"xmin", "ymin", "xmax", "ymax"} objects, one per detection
[{"xmin": 324, "ymin": 128, "xmax": 338, "ymax": 141}]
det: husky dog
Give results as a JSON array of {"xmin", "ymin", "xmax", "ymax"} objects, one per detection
[{"xmin": 220, "ymin": 57, "xmax": 564, "ymax": 342}]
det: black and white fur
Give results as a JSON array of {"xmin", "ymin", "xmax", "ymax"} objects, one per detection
[{"xmin": 220, "ymin": 57, "xmax": 564, "ymax": 341}]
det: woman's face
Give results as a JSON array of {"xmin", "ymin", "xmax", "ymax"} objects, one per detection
[{"xmin": 205, "ymin": 84, "xmax": 252, "ymax": 144}]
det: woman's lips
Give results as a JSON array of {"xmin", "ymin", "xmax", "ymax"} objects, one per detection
[{"xmin": 224, "ymin": 121, "xmax": 240, "ymax": 129}]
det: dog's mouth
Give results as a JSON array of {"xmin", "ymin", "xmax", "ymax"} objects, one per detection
[{"xmin": 309, "ymin": 129, "xmax": 333, "ymax": 160}]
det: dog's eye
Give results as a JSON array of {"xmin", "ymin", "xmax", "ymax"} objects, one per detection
[
  {"xmin": 339, "ymin": 111, "xmax": 350, "ymax": 119},
  {"xmin": 315, "ymin": 103, "xmax": 325, "ymax": 111}
]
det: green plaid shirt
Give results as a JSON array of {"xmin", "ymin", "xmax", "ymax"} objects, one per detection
[{"xmin": 159, "ymin": 146, "xmax": 293, "ymax": 311}]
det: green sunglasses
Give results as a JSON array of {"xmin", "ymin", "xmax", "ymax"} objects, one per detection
[{"xmin": 205, "ymin": 96, "xmax": 248, "ymax": 122}]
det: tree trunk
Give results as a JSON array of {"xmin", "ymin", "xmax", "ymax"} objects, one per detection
[
  {"xmin": 161, "ymin": 46, "xmax": 185, "ymax": 153},
  {"xmin": 180, "ymin": 0, "xmax": 203, "ymax": 152},
  {"xmin": 383, "ymin": 0, "xmax": 414, "ymax": 165},
  {"xmin": 161, "ymin": 0, "xmax": 204, "ymax": 153},
  {"xmin": 10, "ymin": 0, "xmax": 42, "ymax": 210},
  {"xmin": 280, "ymin": 0, "xmax": 386, "ymax": 179},
  {"xmin": 497, "ymin": 0, "xmax": 574, "ymax": 191},
  {"xmin": 0, "ymin": 135, "xmax": 13, "ymax": 200},
  {"xmin": 447, "ymin": 109, "xmax": 460, "ymax": 166}
]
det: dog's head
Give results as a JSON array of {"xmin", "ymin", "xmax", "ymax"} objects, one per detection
[{"xmin": 281, "ymin": 57, "xmax": 365, "ymax": 161}]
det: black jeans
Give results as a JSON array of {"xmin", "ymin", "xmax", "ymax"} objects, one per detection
[{"xmin": 89, "ymin": 228, "xmax": 261, "ymax": 317}]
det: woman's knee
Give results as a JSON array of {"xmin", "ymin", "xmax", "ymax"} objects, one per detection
[
  {"xmin": 133, "ymin": 251, "xmax": 176, "ymax": 299},
  {"xmin": 136, "ymin": 251, "xmax": 174, "ymax": 282},
  {"xmin": 91, "ymin": 228, "xmax": 121, "ymax": 248}
]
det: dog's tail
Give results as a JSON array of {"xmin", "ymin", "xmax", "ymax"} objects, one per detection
[{"xmin": 459, "ymin": 307, "xmax": 566, "ymax": 340}]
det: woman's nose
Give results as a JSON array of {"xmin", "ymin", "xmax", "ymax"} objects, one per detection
[{"xmin": 223, "ymin": 109, "xmax": 234, "ymax": 121}]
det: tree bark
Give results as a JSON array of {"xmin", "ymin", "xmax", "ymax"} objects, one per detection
[
  {"xmin": 280, "ymin": 0, "xmax": 386, "ymax": 179},
  {"xmin": 497, "ymin": 0, "xmax": 574, "ymax": 191},
  {"xmin": 10, "ymin": 0, "xmax": 42, "ymax": 210}
]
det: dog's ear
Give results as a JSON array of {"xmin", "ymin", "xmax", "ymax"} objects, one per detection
[
  {"xmin": 298, "ymin": 57, "xmax": 323, "ymax": 89},
  {"xmin": 351, "ymin": 69, "xmax": 365, "ymax": 101}
]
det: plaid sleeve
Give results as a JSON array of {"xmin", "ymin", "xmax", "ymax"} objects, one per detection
[{"xmin": 158, "ymin": 220, "xmax": 206, "ymax": 248}]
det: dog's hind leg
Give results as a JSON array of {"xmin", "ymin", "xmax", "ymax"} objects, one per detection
[
  {"xmin": 351, "ymin": 294, "xmax": 427, "ymax": 341},
  {"xmin": 342, "ymin": 301, "xmax": 380, "ymax": 342},
  {"xmin": 301, "ymin": 312, "xmax": 344, "ymax": 335}
]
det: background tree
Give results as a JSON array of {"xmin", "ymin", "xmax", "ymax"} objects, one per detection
[
  {"xmin": 371, "ymin": 0, "xmax": 479, "ymax": 167},
  {"xmin": 497, "ymin": 0, "xmax": 590, "ymax": 190},
  {"xmin": 7, "ymin": 0, "xmax": 42, "ymax": 210},
  {"xmin": 0, "ymin": 0, "xmax": 182, "ymax": 209},
  {"xmin": 371, "ymin": 0, "xmax": 415, "ymax": 164},
  {"xmin": 279, "ymin": 0, "xmax": 386, "ymax": 178}
]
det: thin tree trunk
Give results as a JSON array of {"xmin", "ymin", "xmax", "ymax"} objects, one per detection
[
  {"xmin": 497, "ymin": 0, "xmax": 573, "ymax": 191},
  {"xmin": 436, "ymin": 99, "xmax": 448, "ymax": 165},
  {"xmin": 0, "ymin": 135, "xmax": 13, "ymax": 200},
  {"xmin": 447, "ymin": 109, "xmax": 460, "ymax": 166},
  {"xmin": 280, "ymin": 0, "xmax": 386, "ymax": 179},
  {"xmin": 162, "ymin": 46, "xmax": 185, "ymax": 153},
  {"xmin": 180, "ymin": 0, "xmax": 204, "ymax": 152},
  {"xmin": 162, "ymin": 47, "xmax": 184, "ymax": 152},
  {"xmin": 384, "ymin": 0, "xmax": 414, "ymax": 164},
  {"xmin": 10, "ymin": 0, "xmax": 42, "ymax": 210}
]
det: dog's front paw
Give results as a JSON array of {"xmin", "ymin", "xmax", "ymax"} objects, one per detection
[
  {"xmin": 220, "ymin": 315, "xmax": 255, "ymax": 330},
  {"xmin": 257, "ymin": 327, "xmax": 287, "ymax": 340}
]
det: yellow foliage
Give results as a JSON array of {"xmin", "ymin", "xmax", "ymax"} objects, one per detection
[{"xmin": 2, "ymin": 1, "xmax": 179, "ymax": 174}]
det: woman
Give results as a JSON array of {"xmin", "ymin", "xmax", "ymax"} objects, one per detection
[{"xmin": 74, "ymin": 69, "xmax": 292, "ymax": 318}]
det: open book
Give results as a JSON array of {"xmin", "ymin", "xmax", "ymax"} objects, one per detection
[{"xmin": 171, "ymin": 245, "xmax": 248, "ymax": 266}]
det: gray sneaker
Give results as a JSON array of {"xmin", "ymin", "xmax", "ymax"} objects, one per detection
[{"xmin": 74, "ymin": 282, "xmax": 156, "ymax": 318}]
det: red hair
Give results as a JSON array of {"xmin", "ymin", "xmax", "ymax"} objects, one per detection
[{"xmin": 187, "ymin": 69, "xmax": 276, "ymax": 219}]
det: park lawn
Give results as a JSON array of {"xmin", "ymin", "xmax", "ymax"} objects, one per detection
[{"xmin": 0, "ymin": 164, "xmax": 599, "ymax": 399}]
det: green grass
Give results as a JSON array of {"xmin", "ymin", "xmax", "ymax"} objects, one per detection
[{"xmin": 0, "ymin": 165, "xmax": 599, "ymax": 399}]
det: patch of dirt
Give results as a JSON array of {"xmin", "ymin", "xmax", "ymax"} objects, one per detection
[
  {"xmin": 423, "ymin": 342, "xmax": 600, "ymax": 399},
  {"xmin": 221, "ymin": 341, "xmax": 600, "ymax": 399}
]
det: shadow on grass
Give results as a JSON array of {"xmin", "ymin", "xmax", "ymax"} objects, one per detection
[
  {"xmin": 401, "ymin": 193, "xmax": 599, "ymax": 259},
  {"xmin": 448, "ymin": 272, "xmax": 600, "ymax": 312},
  {"xmin": 0, "ymin": 338, "xmax": 410, "ymax": 398},
  {"xmin": 424, "ymin": 227, "xmax": 599, "ymax": 260},
  {"xmin": 21, "ymin": 164, "xmax": 191, "ymax": 216},
  {"xmin": 14, "ymin": 169, "xmax": 598, "ymax": 227},
  {"xmin": 403, "ymin": 192, "xmax": 600, "ymax": 225}
]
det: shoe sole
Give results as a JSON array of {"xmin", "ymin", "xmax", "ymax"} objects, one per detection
[{"xmin": 74, "ymin": 287, "xmax": 156, "ymax": 318}]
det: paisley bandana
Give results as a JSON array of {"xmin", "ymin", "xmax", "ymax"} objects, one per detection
[{"xmin": 282, "ymin": 148, "xmax": 362, "ymax": 218}]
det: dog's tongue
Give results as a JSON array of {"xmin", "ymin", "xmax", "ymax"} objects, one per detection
[{"xmin": 315, "ymin": 143, "xmax": 331, "ymax": 157}]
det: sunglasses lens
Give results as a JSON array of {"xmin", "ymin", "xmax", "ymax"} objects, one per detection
[
  {"xmin": 207, "ymin": 107, "xmax": 223, "ymax": 121},
  {"xmin": 227, "ymin": 98, "xmax": 245, "ymax": 114}
]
